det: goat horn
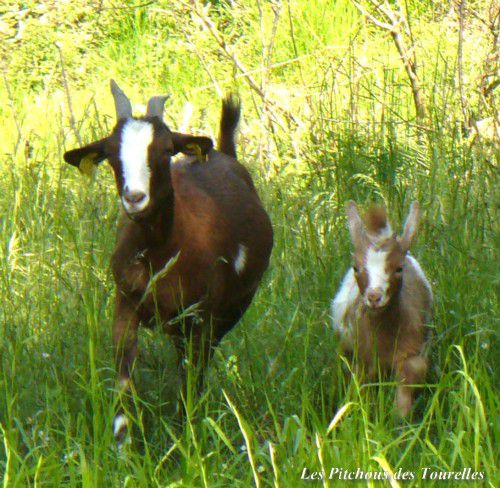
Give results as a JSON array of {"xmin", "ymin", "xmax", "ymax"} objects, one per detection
[
  {"xmin": 146, "ymin": 95, "xmax": 169, "ymax": 119},
  {"xmin": 110, "ymin": 79, "xmax": 132, "ymax": 120}
]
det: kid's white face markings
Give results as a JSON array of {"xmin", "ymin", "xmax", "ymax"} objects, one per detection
[
  {"xmin": 365, "ymin": 247, "xmax": 390, "ymax": 305},
  {"xmin": 234, "ymin": 244, "xmax": 248, "ymax": 275},
  {"xmin": 120, "ymin": 120, "xmax": 154, "ymax": 213}
]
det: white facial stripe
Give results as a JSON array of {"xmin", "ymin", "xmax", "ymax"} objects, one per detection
[
  {"xmin": 365, "ymin": 248, "xmax": 389, "ymax": 291},
  {"xmin": 120, "ymin": 120, "xmax": 153, "ymax": 211},
  {"xmin": 234, "ymin": 244, "xmax": 248, "ymax": 275}
]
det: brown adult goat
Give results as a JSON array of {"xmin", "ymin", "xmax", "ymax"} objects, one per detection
[{"xmin": 64, "ymin": 81, "xmax": 273, "ymax": 443}]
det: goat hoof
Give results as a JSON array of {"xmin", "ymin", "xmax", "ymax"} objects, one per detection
[{"xmin": 395, "ymin": 392, "xmax": 412, "ymax": 418}]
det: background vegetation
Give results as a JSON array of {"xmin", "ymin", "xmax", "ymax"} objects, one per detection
[{"xmin": 0, "ymin": 0, "xmax": 498, "ymax": 485}]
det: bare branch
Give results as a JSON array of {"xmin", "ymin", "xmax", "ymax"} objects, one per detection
[
  {"xmin": 352, "ymin": 1, "xmax": 393, "ymax": 30},
  {"xmin": 55, "ymin": 42, "xmax": 82, "ymax": 145},
  {"xmin": 457, "ymin": 0, "xmax": 468, "ymax": 125},
  {"xmin": 352, "ymin": 0, "xmax": 427, "ymax": 126},
  {"xmin": 175, "ymin": 0, "xmax": 302, "ymax": 127}
]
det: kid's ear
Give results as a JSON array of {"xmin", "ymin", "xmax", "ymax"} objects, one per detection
[
  {"xmin": 64, "ymin": 137, "xmax": 109, "ymax": 171},
  {"xmin": 346, "ymin": 200, "xmax": 369, "ymax": 250},
  {"xmin": 171, "ymin": 132, "xmax": 213, "ymax": 156},
  {"xmin": 400, "ymin": 201, "xmax": 420, "ymax": 252}
]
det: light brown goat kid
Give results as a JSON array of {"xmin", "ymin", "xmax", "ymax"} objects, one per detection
[{"xmin": 331, "ymin": 201, "xmax": 432, "ymax": 417}]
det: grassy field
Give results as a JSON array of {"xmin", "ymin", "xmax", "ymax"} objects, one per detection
[{"xmin": 0, "ymin": 0, "xmax": 498, "ymax": 486}]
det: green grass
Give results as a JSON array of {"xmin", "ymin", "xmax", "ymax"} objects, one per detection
[{"xmin": 0, "ymin": 0, "xmax": 498, "ymax": 486}]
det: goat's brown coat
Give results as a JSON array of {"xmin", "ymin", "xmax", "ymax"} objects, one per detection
[{"xmin": 111, "ymin": 151, "xmax": 273, "ymax": 352}]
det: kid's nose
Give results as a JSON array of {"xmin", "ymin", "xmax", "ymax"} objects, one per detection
[{"xmin": 366, "ymin": 288, "xmax": 383, "ymax": 307}]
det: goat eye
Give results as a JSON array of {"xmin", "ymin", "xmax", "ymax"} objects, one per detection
[
  {"xmin": 353, "ymin": 265, "xmax": 359, "ymax": 273},
  {"xmin": 396, "ymin": 267, "xmax": 403, "ymax": 273}
]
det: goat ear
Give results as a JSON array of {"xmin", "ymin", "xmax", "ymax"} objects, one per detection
[
  {"xmin": 146, "ymin": 95, "xmax": 169, "ymax": 119},
  {"xmin": 171, "ymin": 132, "xmax": 214, "ymax": 157},
  {"xmin": 64, "ymin": 138, "xmax": 109, "ymax": 174},
  {"xmin": 400, "ymin": 201, "xmax": 420, "ymax": 251},
  {"xmin": 346, "ymin": 200, "xmax": 368, "ymax": 249},
  {"xmin": 110, "ymin": 80, "xmax": 132, "ymax": 120}
]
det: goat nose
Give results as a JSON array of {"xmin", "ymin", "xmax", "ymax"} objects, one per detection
[
  {"xmin": 124, "ymin": 189, "xmax": 146, "ymax": 205},
  {"xmin": 367, "ymin": 289, "xmax": 383, "ymax": 306}
]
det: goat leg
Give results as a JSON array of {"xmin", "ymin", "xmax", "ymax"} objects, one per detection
[
  {"xmin": 395, "ymin": 355, "xmax": 428, "ymax": 417},
  {"xmin": 112, "ymin": 292, "xmax": 140, "ymax": 447}
]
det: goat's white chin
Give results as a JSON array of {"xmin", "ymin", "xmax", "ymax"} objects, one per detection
[
  {"xmin": 122, "ymin": 199, "xmax": 150, "ymax": 217},
  {"xmin": 365, "ymin": 298, "xmax": 389, "ymax": 310}
]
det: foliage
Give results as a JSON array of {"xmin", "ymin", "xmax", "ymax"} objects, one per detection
[{"xmin": 0, "ymin": 0, "xmax": 498, "ymax": 485}]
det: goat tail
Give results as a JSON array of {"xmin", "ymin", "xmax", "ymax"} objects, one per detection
[{"xmin": 218, "ymin": 94, "xmax": 241, "ymax": 158}]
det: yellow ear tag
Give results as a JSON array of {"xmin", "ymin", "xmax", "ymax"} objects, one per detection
[
  {"xmin": 186, "ymin": 143, "xmax": 207, "ymax": 163},
  {"xmin": 79, "ymin": 154, "xmax": 98, "ymax": 177}
]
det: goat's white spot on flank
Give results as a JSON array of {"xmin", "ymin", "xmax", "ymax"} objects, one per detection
[
  {"xmin": 120, "ymin": 120, "xmax": 154, "ymax": 212},
  {"xmin": 234, "ymin": 244, "xmax": 248, "ymax": 275},
  {"xmin": 113, "ymin": 414, "xmax": 128, "ymax": 437},
  {"xmin": 365, "ymin": 248, "xmax": 389, "ymax": 292}
]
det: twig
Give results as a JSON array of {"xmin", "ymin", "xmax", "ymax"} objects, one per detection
[
  {"xmin": 352, "ymin": 0, "xmax": 427, "ymax": 126},
  {"xmin": 262, "ymin": 2, "xmax": 282, "ymax": 94},
  {"xmin": 178, "ymin": 22, "xmax": 223, "ymax": 98},
  {"xmin": 352, "ymin": 1, "xmax": 393, "ymax": 30},
  {"xmin": 286, "ymin": 0, "xmax": 305, "ymax": 85},
  {"xmin": 98, "ymin": 1, "xmax": 155, "ymax": 11},
  {"xmin": 55, "ymin": 42, "xmax": 82, "ymax": 145},
  {"xmin": 176, "ymin": 0, "xmax": 302, "ymax": 127},
  {"xmin": 1, "ymin": 67, "xmax": 23, "ymax": 153},
  {"xmin": 457, "ymin": 0, "xmax": 468, "ymax": 126}
]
